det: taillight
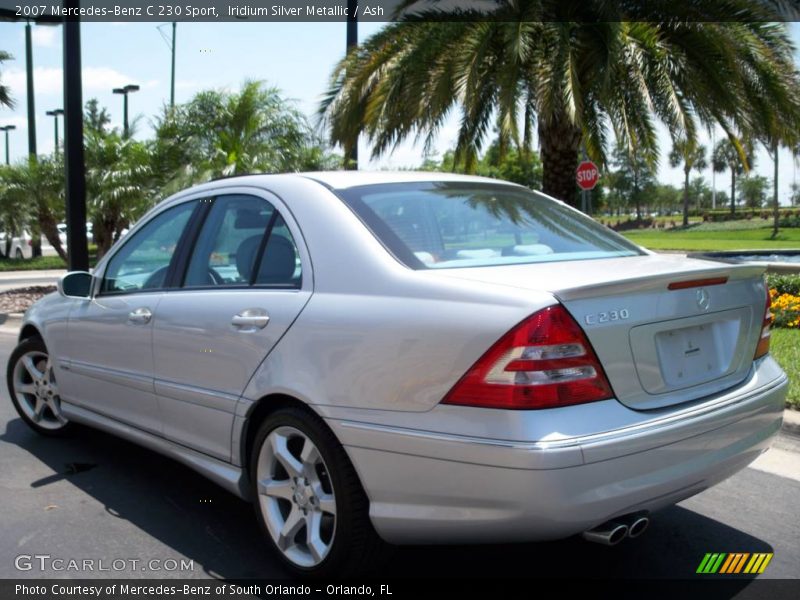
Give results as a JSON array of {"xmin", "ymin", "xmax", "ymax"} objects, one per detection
[
  {"xmin": 442, "ymin": 305, "xmax": 614, "ymax": 410},
  {"xmin": 754, "ymin": 285, "xmax": 772, "ymax": 360}
]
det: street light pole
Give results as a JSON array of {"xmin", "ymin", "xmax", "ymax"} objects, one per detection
[
  {"xmin": 346, "ymin": 0, "xmax": 358, "ymax": 170},
  {"xmin": 46, "ymin": 108, "xmax": 64, "ymax": 157},
  {"xmin": 170, "ymin": 21, "xmax": 176, "ymax": 107},
  {"xmin": 112, "ymin": 84, "xmax": 140, "ymax": 138},
  {"xmin": 0, "ymin": 125, "xmax": 16, "ymax": 165},
  {"xmin": 25, "ymin": 21, "xmax": 37, "ymax": 159}
]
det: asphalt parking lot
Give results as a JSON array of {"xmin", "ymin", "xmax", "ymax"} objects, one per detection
[{"xmin": 0, "ymin": 327, "xmax": 798, "ymax": 581}]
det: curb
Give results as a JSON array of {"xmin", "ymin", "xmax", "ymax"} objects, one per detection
[
  {"xmin": 782, "ymin": 408, "xmax": 800, "ymax": 438},
  {"xmin": 0, "ymin": 313, "xmax": 24, "ymax": 327}
]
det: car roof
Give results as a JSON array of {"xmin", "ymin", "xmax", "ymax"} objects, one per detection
[
  {"xmin": 298, "ymin": 170, "xmax": 521, "ymax": 190},
  {"xmin": 175, "ymin": 170, "xmax": 523, "ymax": 195}
]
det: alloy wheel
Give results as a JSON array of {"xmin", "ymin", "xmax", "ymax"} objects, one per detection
[
  {"xmin": 12, "ymin": 350, "xmax": 68, "ymax": 431},
  {"xmin": 255, "ymin": 425, "xmax": 337, "ymax": 568}
]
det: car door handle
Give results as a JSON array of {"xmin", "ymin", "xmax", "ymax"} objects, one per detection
[
  {"xmin": 231, "ymin": 309, "xmax": 270, "ymax": 330},
  {"xmin": 128, "ymin": 307, "xmax": 152, "ymax": 325}
]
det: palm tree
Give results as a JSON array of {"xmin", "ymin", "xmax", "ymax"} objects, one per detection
[
  {"xmin": 712, "ymin": 137, "xmax": 754, "ymax": 215},
  {"xmin": 1, "ymin": 158, "xmax": 67, "ymax": 261},
  {"xmin": 669, "ymin": 140, "xmax": 707, "ymax": 226},
  {"xmin": 154, "ymin": 81, "xmax": 338, "ymax": 186},
  {"xmin": 320, "ymin": 3, "xmax": 800, "ymax": 208},
  {"xmin": 85, "ymin": 128, "xmax": 154, "ymax": 257},
  {"xmin": 0, "ymin": 51, "xmax": 13, "ymax": 108}
]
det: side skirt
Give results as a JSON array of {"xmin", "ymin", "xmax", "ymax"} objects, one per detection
[{"xmin": 61, "ymin": 401, "xmax": 251, "ymax": 501}]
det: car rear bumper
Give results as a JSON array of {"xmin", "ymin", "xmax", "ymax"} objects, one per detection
[{"xmin": 328, "ymin": 357, "xmax": 787, "ymax": 544}]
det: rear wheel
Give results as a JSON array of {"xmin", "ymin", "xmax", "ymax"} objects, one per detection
[
  {"xmin": 7, "ymin": 337, "xmax": 72, "ymax": 436},
  {"xmin": 250, "ymin": 407, "xmax": 387, "ymax": 577}
]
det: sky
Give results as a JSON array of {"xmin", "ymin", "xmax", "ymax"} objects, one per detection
[{"xmin": 1, "ymin": 19, "xmax": 800, "ymax": 205}]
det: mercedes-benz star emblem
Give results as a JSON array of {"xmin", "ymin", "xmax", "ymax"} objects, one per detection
[{"xmin": 696, "ymin": 288, "xmax": 711, "ymax": 311}]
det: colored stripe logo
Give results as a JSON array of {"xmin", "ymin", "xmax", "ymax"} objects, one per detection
[{"xmin": 696, "ymin": 553, "xmax": 773, "ymax": 574}]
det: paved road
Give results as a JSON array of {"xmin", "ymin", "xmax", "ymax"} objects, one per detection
[{"xmin": 0, "ymin": 329, "xmax": 797, "ymax": 581}]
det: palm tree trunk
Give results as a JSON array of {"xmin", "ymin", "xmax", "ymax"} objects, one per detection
[
  {"xmin": 683, "ymin": 169, "xmax": 690, "ymax": 227},
  {"xmin": 539, "ymin": 115, "xmax": 582, "ymax": 207},
  {"xmin": 39, "ymin": 212, "xmax": 67, "ymax": 262},
  {"xmin": 730, "ymin": 170, "xmax": 736, "ymax": 214},
  {"xmin": 772, "ymin": 142, "xmax": 779, "ymax": 239}
]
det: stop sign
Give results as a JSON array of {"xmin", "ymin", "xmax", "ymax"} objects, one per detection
[{"xmin": 576, "ymin": 160, "xmax": 600, "ymax": 190}]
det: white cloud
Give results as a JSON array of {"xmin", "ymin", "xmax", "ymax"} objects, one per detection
[
  {"xmin": 2, "ymin": 66, "xmax": 142, "ymax": 97},
  {"xmin": 82, "ymin": 67, "xmax": 140, "ymax": 92},
  {"xmin": 31, "ymin": 27, "xmax": 57, "ymax": 48},
  {"xmin": 0, "ymin": 116, "xmax": 27, "ymax": 130},
  {"xmin": 3, "ymin": 67, "xmax": 63, "ymax": 96}
]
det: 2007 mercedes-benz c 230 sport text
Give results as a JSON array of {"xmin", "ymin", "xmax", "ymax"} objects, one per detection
[{"xmin": 7, "ymin": 172, "xmax": 787, "ymax": 576}]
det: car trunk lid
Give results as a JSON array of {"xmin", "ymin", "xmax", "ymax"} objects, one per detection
[{"xmin": 428, "ymin": 254, "xmax": 767, "ymax": 410}]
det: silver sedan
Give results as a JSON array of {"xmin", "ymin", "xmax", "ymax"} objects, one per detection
[{"xmin": 6, "ymin": 172, "xmax": 787, "ymax": 577}]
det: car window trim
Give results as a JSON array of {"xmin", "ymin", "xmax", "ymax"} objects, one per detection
[
  {"xmin": 169, "ymin": 197, "xmax": 215, "ymax": 289},
  {"xmin": 248, "ymin": 210, "xmax": 279, "ymax": 286},
  {"xmin": 97, "ymin": 199, "xmax": 205, "ymax": 297}
]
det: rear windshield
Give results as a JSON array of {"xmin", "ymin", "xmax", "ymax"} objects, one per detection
[{"xmin": 336, "ymin": 182, "xmax": 643, "ymax": 269}]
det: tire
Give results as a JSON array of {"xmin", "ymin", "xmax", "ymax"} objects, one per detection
[
  {"xmin": 14, "ymin": 248, "xmax": 23, "ymax": 260},
  {"xmin": 7, "ymin": 337, "xmax": 73, "ymax": 436},
  {"xmin": 249, "ymin": 406, "xmax": 388, "ymax": 578}
]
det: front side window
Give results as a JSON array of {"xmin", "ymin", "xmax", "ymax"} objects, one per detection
[
  {"xmin": 337, "ymin": 182, "xmax": 643, "ymax": 269},
  {"xmin": 183, "ymin": 194, "xmax": 302, "ymax": 288},
  {"xmin": 101, "ymin": 201, "xmax": 198, "ymax": 294}
]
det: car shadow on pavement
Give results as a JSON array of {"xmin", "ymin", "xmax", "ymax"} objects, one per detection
[{"xmin": 1, "ymin": 416, "xmax": 774, "ymax": 585}]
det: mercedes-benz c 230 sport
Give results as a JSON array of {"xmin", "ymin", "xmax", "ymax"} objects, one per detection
[{"xmin": 7, "ymin": 172, "xmax": 787, "ymax": 576}]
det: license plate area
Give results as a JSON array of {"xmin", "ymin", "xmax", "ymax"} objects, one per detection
[{"xmin": 629, "ymin": 308, "xmax": 751, "ymax": 395}]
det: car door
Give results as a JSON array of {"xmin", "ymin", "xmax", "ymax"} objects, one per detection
[
  {"xmin": 151, "ymin": 191, "xmax": 312, "ymax": 460},
  {"xmin": 59, "ymin": 200, "xmax": 200, "ymax": 434}
]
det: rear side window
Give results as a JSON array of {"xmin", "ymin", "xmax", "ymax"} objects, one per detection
[{"xmin": 337, "ymin": 182, "xmax": 643, "ymax": 269}]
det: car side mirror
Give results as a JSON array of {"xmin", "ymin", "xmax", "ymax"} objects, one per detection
[{"xmin": 58, "ymin": 271, "xmax": 93, "ymax": 299}]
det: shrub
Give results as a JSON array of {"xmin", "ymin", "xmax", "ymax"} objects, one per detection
[
  {"xmin": 770, "ymin": 289, "xmax": 800, "ymax": 328},
  {"xmin": 766, "ymin": 274, "xmax": 800, "ymax": 296}
]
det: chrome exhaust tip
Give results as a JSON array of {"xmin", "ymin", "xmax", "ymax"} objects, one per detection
[
  {"xmin": 627, "ymin": 515, "xmax": 650, "ymax": 539},
  {"xmin": 582, "ymin": 521, "xmax": 629, "ymax": 546}
]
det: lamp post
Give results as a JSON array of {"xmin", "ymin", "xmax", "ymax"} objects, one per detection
[
  {"xmin": 346, "ymin": 0, "xmax": 358, "ymax": 170},
  {"xmin": 112, "ymin": 84, "xmax": 140, "ymax": 138},
  {"xmin": 46, "ymin": 109, "xmax": 64, "ymax": 157},
  {"xmin": 0, "ymin": 125, "xmax": 16, "ymax": 165}
]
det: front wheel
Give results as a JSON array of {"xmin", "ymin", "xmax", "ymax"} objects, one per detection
[
  {"xmin": 7, "ymin": 337, "xmax": 72, "ymax": 436},
  {"xmin": 250, "ymin": 407, "xmax": 387, "ymax": 577}
]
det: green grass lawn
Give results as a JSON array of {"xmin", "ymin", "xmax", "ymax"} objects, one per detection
[
  {"xmin": 770, "ymin": 328, "xmax": 800, "ymax": 409},
  {"xmin": 0, "ymin": 256, "xmax": 67, "ymax": 271},
  {"xmin": 622, "ymin": 226, "xmax": 800, "ymax": 251}
]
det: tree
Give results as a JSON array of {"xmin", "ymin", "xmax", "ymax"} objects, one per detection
[
  {"xmin": 739, "ymin": 175, "xmax": 770, "ymax": 209},
  {"xmin": 712, "ymin": 137, "xmax": 754, "ymax": 215},
  {"xmin": 669, "ymin": 140, "xmax": 707, "ymax": 226},
  {"xmin": 609, "ymin": 144, "xmax": 657, "ymax": 219},
  {"xmin": 0, "ymin": 51, "xmax": 13, "ymax": 108},
  {"xmin": 85, "ymin": 129, "xmax": 154, "ymax": 257},
  {"xmin": 689, "ymin": 177, "xmax": 713, "ymax": 211},
  {"xmin": 421, "ymin": 136, "xmax": 543, "ymax": 190},
  {"xmin": 320, "ymin": 3, "xmax": 800, "ymax": 209},
  {"xmin": 0, "ymin": 166, "xmax": 31, "ymax": 255},
  {"xmin": 1, "ymin": 158, "xmax": 67, "ymax": 260},
  {"xmin": 790, "ymin": 182, "xmax": 800, "ymax": 207},
  {"xmin": 153, "ymin": 80, "xmax": 339, "ymax": 189}
]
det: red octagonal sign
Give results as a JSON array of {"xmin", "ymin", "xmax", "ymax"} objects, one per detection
[{"xmin": 576, "ymin": 160, "xmax": 600, "ymax": 190}]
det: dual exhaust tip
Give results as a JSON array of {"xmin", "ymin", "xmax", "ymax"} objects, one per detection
[{"xmin": 582, "ymin": 513, "xmax": 650, "ymax": 546}]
